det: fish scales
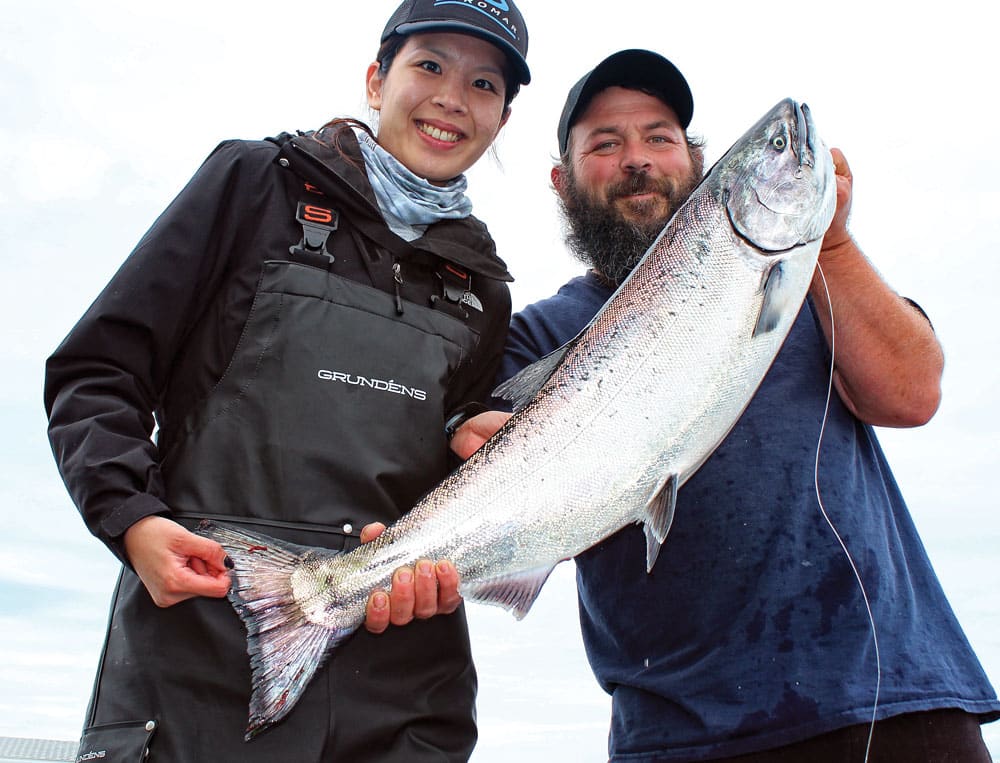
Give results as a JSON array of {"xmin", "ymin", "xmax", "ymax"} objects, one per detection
[{"xmin": 198, "ymin": 98, "xmax": 837, "ymax": 739}]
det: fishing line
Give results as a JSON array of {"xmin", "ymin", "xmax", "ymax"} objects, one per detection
[{"xmin": 812, "ymin": 262, "xmax": 881, "ymax": 762}]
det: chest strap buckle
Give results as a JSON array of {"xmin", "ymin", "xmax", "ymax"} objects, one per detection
[
  {"xmin": 431, "ymin": 263, "xmax": 483, "ymax": 319},
  {"xmin": 290, "ymin": 202, "xmax": 339, "ymax": 262}
]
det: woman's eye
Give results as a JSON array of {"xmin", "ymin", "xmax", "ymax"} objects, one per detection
[
  {"xmin": 473, "ymin": 78, "xmax": 498, "ymax": 93},
  {"xmin": 419, "ymin": 60, "xmax": 442, "ymax": 74}
]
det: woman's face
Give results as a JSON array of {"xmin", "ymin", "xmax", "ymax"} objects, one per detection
[{"xmin": 367, "ymin": 32, "xmax": 511, "ymax": 185}]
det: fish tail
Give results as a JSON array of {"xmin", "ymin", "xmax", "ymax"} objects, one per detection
[{"xmin": 196, "ymin": 520, "xmax": 354, "ymax": 740}]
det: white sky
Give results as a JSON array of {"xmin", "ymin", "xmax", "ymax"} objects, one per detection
[{"xmin": 1, "ymin": 1, "xmax": 998, "ymax": 759}]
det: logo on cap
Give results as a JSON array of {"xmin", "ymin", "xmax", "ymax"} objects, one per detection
[{"xmin": 434, "ymin": 0, "xmax": 519, "ymax": 40}]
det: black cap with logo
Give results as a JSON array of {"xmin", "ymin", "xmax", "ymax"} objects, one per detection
[
  {"xmin": 382, "ymin": 0, "xmax": 530, "ymax": 85},
  {"xmin": 557, "ymin": 49, "xmax": 693, "ymax": 155}
]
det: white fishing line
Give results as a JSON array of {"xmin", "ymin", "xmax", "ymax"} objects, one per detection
[{"xmin": 812, "ymin": 263, "xmax": 882, "ymax": 762}]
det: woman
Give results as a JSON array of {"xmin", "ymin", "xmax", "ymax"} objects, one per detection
[{"xmin": 43, "ymin": 1, "xmax": 530, "ymax": 760}]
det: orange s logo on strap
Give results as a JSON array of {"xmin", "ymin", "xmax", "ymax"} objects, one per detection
[{"xmin": 302, "ymin": 205, "xmax": 335, "ymax": 225}]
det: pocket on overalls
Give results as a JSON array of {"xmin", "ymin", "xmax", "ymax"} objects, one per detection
[{"xmin": 75, "ymin": 719, "xmax": 157, "ymax": 762}]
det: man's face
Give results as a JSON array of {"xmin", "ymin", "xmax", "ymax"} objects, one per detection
[
  {"xmin": 553, "ymin": 86, "xmax": 702, "ymax": 284},
  {"xmin": 556, "ymin": 86, "xmax": 698, "ymax": 227}
]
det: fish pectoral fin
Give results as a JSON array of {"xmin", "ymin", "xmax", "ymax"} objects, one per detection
[
  {"xmin": 492, "ymin": 340, "xmax": 577, "ymax": 412},
  {"xmin": 643, "ymin": 473, "xmax": 679, "ymax": 573},
  {"xmin": 195, "ymin": 520, "xmax": 352, "ymax": 739},
  {"xmin": 460, "ymin": 563, "xmax": 560, "ymax": 620},
  {"xmin": 753, "ymin": 262, "xmax": 790, "ymax": 337}
]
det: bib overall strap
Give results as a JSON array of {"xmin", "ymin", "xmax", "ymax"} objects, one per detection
[{"xmin": 289, "ymin": 189, "xmax": 339, "ymax": 270}]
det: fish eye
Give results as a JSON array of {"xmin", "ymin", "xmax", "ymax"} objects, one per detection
[{"xmin": 772, "ymin": 134, "xmax": 787, "ymax": 150}]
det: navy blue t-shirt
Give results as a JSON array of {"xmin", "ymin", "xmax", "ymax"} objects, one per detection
[{"xmin": 500, "ymin": 271, "xmax": 999, "ymax": 761}]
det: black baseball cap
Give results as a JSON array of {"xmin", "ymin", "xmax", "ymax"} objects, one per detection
[
  {"xmin": 557, "ymin": 49, "xmax": 693, "ymax": 155},
  {"xmin": 382, "ymin": 0, "xmax": 530, "ymax": 85}
]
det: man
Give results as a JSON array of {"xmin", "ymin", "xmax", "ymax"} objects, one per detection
[{"xmin": 369, "ymin": 50, "xmax": 1000, "ymax": 760}]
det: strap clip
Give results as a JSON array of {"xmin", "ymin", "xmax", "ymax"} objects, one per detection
[
  {"xmin": 289, "ymin": 202, "xmax": 339, "ymax": 262},
  {"xmin": 431, "ymin": 263, "xmax": 482, "ymax": 318}
]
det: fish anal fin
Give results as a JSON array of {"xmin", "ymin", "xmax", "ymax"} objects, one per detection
[
  {"xmin": 643, "ymin": 473, "xmax": 678, "ymax": 573},
  {"xmin": 460, "ymin": 563, "xmax": 560, "ymax": 620},
  {"xmin": 753, "ymin": 262, "xmax": 789, "ymax": 337}
]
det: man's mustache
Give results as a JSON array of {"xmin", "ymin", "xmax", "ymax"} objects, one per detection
[{"xmin": 607, "ymin": 173, "xmax": 674, "ymax": 202}]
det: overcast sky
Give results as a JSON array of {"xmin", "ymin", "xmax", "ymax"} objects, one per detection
[{"xmin": 1, "ymin": 1, "xmax": 997, "ymax": 759}]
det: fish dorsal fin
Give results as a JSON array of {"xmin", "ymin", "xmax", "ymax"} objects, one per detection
[
  {"xmin": 492, "ymin": 341, "xmax": 576, "ymax": 412},
  {"xmin": 643, "ymin": 473, "xmax": 679, "ymax": 572},
  {"xmin": 753, "ymin": 261, "xmax": 790, "ymax": 337},
  {"xmin": 460, "ymin": 563, "xmax": 560, "ymax": 620}
]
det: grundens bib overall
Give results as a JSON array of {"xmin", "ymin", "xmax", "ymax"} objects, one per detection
[{"xmin": 77, "ymin": 258, "xmax": 484, "ymax": 760}]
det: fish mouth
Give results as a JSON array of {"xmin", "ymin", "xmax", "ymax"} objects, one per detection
[{"xmin": 797, "ymin": 102, "xmax": 816, "ymax": 169}]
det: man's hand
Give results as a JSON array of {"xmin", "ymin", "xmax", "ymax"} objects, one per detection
[
  {"xmin": 819, "ymin": 147, "xmax": 854, "ymax": 257},
  {"xmin": 449, "ymin": 410, "xmax": 511, "ymax": 460},
  {"xmin": 124, "ymin": 515, "xmax": 232, "ymax": 607},
  {"xmin": 361, "ymin": 522, "xmax": 463, "ymax": 634}
]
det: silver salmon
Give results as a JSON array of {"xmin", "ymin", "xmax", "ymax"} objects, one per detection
[{"xmin": 199, "ymin": 98, "xmax": 837, "ymax": 739}]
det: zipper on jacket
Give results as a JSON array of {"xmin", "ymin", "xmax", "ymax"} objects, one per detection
[{"xmin": 392, "ymin": 261, "xmax": 404, "ymax": 315}]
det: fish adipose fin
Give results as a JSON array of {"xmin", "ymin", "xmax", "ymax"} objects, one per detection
[
  {"xmin": 196, "ymin": 521, "xmax": 353, "ymax": 740},
  {"xmin": 460, "ymin": 563, "xmax": 559, "ymax": 620},
  {"xmin": 643, "ymin": 473, "xmax": 679, "ymax": 572},
  {"xmin": 492, "ymin": 340, "xmax": 578, "ymax": 412},
  {"xmin": 753, "ymin": 262, "xmax": 791, "ymax": 337}
]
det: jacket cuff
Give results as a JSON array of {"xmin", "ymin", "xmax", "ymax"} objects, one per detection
[
  {"xmin": 101, "ymin": 493, "xmax": 172, "ymax": 567},
  {"xmin": 444, "ymin": 402, "xmax": 490, "ymax": 440}
]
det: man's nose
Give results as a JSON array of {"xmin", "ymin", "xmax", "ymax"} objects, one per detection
[{"xmin": 620, "ymin": 141, "xmax": 652, "ymax": 174}]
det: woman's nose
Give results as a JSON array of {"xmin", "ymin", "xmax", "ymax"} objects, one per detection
[{"xmin": 432, "ymin": 75, "xmax": 468, "ymax": 114}]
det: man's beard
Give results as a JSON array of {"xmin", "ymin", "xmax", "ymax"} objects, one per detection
[{"xmin": 559, "ymin": 168, "xmax": 701, "ymax": 286}]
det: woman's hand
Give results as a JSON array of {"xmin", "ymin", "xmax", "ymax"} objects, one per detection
[{"xmin": 124, "ymin": 515, "xmax": 232, "ymax": 607}]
